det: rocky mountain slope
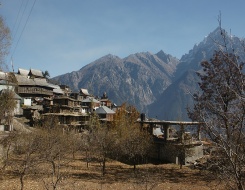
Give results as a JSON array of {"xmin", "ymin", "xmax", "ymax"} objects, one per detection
[
  {"xmin": 147, "ymin": 69, "xmax": 200, "ymax": 120},
  {"xmin": 52, "ymin": 27, "xmax": 245, "ymax": 120},
  {"xmin": 148, "ymin": 27, "xmax": 245, "ymax": 120},
  {"xmin": 52, "ymin": 51, "xmax": 179, "ymax": 112}
]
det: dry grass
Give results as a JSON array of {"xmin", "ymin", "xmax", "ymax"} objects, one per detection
[{"xmin": 0, "ymin": 154, "xmax": 225, "ymax": 190}]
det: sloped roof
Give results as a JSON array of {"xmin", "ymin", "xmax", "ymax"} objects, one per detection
[
  {"xmin": 48, "ymin": 83, "xmax": 64, "ymax": 95},
  {"xmin": 82, "ymin": 97, "xmax": 100, "ymax": 103},
  {"xmin": 15, "ymin": 74, "xmax": 54, "ymax": 88},
  {"xmin": 80, "ymin": 88, "xmax": 90, "ymax": 96},
  {"xmin": 29, "ymin": 69, "xmax": 44, "ymax": 77},
  {"xmin": 18, "ymin": 68, "xmax": 29, "ymax": 76},
  {"xmin": 34, "ymin": 78, "xmax": 50, "ymax": 86},
  {"xmin": 13, "ymin": 92, "xmax": 22, "ymax": 99},
  {"xmin": 95, "ymin": 106, "xmax": 115, "ymax": 114},
  {"xmin": 0, "ymin": 71, "xmax": 7, "ymax": 80},
  {"xmin": 15, "ymin": 74, "xmax": 35, "ymax": 85}
]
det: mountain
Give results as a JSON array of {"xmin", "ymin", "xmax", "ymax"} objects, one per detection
[
  {"xmin": 147, "ymin": 69, "xmax": 200, "ymax": 120},
  {"xmin": 52, "ymin": 27, "xmax": 245, "ymax": 120},
  {"xmin": 175, "ymin": 27, "xmax": 245, "ymax": 77},
  {"xmin": 148, "ymin": 27, "xmax": 245, "ymax": 120},
  {"xmin": 52, "ymin": 51, "xmax": 179, "ymax": 112}
]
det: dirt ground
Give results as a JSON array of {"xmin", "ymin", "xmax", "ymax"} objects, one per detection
[{"xmin": 0, "ymin": 155, "xmax": 225, "ymax": 190}]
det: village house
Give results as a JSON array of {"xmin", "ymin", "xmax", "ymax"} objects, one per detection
[
  {"xmin": 81, "ymin": 97, "xmax": 101, "ymax": 113},
  {"xmin": 13, "ymin": 68, "xmax": 57, "ymax": 125},
  {"xmin": 0, "ymin": 68, "xmax": 118, "ymax": 131},
  {"xmin": 140, "ymin": 118, "xmax": 204, "ymax": 165},
  {"xmin": 95, "ymin": 105, "xmax": 115, "ymax": 121},
  {"xmin": 100, "ymin": 92, "xmax": 112, "ymax": 108},
  {"xmin": 15, "ymin": 68, "xmax": 54, "ymax": 98},
  {"xmin": 80, "ymin": 88, "xmax": 90, "ymax": 100}
]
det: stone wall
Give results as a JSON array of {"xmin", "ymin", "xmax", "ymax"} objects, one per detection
[{"xmin": 151, "ymin": 142, "xmax": 203, "ymax": 165}]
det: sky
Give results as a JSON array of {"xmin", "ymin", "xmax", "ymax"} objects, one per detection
[{"xmin": 1, "ymin": 0, "xmax": 245, "ymax": 77}]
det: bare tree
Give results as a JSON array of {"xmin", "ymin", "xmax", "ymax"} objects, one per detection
[
  {"xmin": 0, "ymin": 16, "xmax": 11, "ymax": 67},
  {"xmin": 189, "ymin": 26, "xmax": 245, "ymax": 189},
  {"xmin": 89, "ymin": 113, "xmax": 116, "ymax": 176},
  {"xmin": 0, "ymin": 89, "xmax": 16, "ymax": 128},
  {"xmin": 119, "ymin": 125, "xmax": 152, "ymax": 171},
  {"xmin": 37, "ymin": 116, "xmax": 74, "ymax": 190},
  {"xmin": 7, "ymin": 132, "xmax": 42, "ymax": 190},
  {"xmin": 1, "ymin": 115, "xmax": 80, "ymax": 190},
  {"xmin": 113, "ymin": 103, "xmax": 153, "ymax": 171},
  {"xmin": 0, "ymin": 131, "xmax": 17, "ymax": 170}
]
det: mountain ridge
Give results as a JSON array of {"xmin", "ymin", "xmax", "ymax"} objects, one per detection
[
  {"xmin": 53, "ymin": 50, "xmax": 179, "ymax": 113},
  {"xmin": 52, "ymin": 27, "xmax": 245, "ymax": 119}
]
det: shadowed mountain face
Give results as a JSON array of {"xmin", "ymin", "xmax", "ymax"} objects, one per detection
[
  {"xmin": 52, "ymin": 28, "xmax": 245, "ymax": 120},
  {"xmin": 148, "ymin": 27, "xmax": 245, "ymax": 120},
  {"xmin": 147, "ymin": 69, "xmax": 200, "ymax": 120}
]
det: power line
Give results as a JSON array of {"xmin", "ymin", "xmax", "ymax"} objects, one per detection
[
  {"xmin": 10, "ymin": 0, "xmax": 37, "ymax": 70},
  {"xmin": 12, "ymin": 0, "xmax": 37, "ymax": 57},
  {"xmin": 11, "ymin": 0, "xmax": 25, "ymax": 41}
]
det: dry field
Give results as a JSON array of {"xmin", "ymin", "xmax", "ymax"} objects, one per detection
[{"xmin": 0, "ymin": 155, "xmax": 225, "ymax": 190}]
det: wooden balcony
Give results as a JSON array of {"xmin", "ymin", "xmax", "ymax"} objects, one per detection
[{"xmin": 16, "ymin": 87, "xmax": 53, "ymax": 96}]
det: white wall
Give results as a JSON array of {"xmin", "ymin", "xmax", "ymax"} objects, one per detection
[{"xmin": 24, "ymin": 98, "xmax": 32, "ymax": 106}]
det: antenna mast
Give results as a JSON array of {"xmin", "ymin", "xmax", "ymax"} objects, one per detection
[{"xmin": 11, "ymin": 57, "xmax": 15, "ymax": 72}]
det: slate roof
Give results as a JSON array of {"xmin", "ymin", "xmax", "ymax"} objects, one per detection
[
  {"xmin": 15, "ymin": 74, "xmax": 54, "ymax": 88},
  {"xmin": 95, "ymin": 106, "xmax": 115, "ymax": 114},
  {"xmin": 80, "ymin": 88, "xmax": 90, "ymax": 96},
  {"xmin": 48, "ymin": 83, "xmax": 64, "ymax": 95},
  {"xmin": 82, "ymin": 97, "xmax": 100, "ymax": 103},
  {"xmin": 29, "ymin": 69, "xmax": 44, "ymax": 77},
  {"xmin": 18, "ymin": 68, "xmax": 29, "ymax": 76},
  {"xmin": 13, "ymin": 92, "xmax": 22, "ymax": 100},
  {"xmin": 0, "ymin": 71, "xmax": 7, "ymax": 80}
]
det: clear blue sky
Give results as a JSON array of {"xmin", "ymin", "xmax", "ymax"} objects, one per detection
[{"xmin": 1, "ymin": 0, "xmax": 245, "ymax": 77}]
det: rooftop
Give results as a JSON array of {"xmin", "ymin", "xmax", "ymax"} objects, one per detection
[{"xmin": 95, "ymin": 106, "xmax": 115, "ymax": 114}]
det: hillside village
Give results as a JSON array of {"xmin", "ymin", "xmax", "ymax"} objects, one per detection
[
  {"xmin": 0, "ymin": 68, "xmax": 118, "ymax": 132},
  {"xmin": 0, "ymin": 67, "xmax": 206, "ymax": 167},
  {"xmin": 1, "ymin": 2, "xmax": 245, "ymax": 188}
]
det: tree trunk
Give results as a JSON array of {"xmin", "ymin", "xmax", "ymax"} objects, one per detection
[
  {"xmin": 236, "ymin": 179, "xmax": 244, "ymax": 190},
  {"xmin": 72, "ymin": 148, "xmax": 75, "ymax": 160},
  {"xmin": 133, "ymin": 157, "xmax": 137, "ymax": 172},
  {"xmin": 20, "ymin": 174, "xmax": 24, "ymax": 190},
  {"xmin": 180, "ymin": 163, "xmax": 183, "ymax": 169},
  {"xmin": 2, "ymin": 143, "xmax": 11, "ymax": 170},
  {"xmin": 51, "ymin": 160, "xmax": 56, "ymax": 174},
  {"xmin": 102, "ymin": 157, "xmax": 106, "ymax": 176},
  {"xmin": 86, "ymin": 149, "xmax": 89, "ymax": 168}
]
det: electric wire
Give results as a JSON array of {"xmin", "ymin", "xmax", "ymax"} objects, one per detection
[
  {"xmin": 10, "ymin": 0, "xmax": 37, "ymax": 71},
  {"xmin": 12, "ymin": 0, "xmax": 29, "ymax": 45},
  {"xmin": 11, "ymin": 0, "xmax": 25, "ymax": 41},
  {"xmin": 12, "ymin": 0, "xmax": 35, "ymax": 56}
]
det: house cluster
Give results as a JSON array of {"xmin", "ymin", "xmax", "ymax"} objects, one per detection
[{"xmin": 0, "ymin": 68, "xmax": 117, "ymax": 132}]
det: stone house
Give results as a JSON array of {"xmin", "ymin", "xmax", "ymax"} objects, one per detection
[
  {"xmin": 95, "ymin": 106, "xmax": 115, "ymax": 121},
  {"xmin": 82, "ymin": 97, "xmax": 101, "ymax": 113}
]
